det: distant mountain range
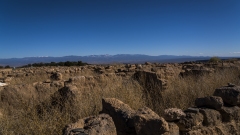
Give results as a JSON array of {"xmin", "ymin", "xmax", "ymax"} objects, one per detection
[{"xmin": 0, "ymin": 54, "xmax": 238, "ymax": 67}]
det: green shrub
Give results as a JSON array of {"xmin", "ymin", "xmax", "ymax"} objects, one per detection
[{"xmin": 209, "ymin": 56, "xmax": 221, "ymax": 63}]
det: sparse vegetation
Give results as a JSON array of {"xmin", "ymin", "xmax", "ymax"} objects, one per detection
[
  {"xmin": 21, "ymin": 61, "xmax": 88, "ymax": 68},
  {"xmin": 0, "ymin": 63, "xmax": 240, "ymax": 134},
  {"xmin": 209, "ymin": 56, "xmax": 221, "ymax": 63}
]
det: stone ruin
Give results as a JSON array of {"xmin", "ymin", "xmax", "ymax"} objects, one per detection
[{"xmin": 63, "ymin": 84, "xmax": 240, "ymax": 135}]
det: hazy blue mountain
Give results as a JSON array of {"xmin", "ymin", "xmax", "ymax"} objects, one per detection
[{"xmin": 0, "ymin": 54, "xmax": 236, "ymax": 67}]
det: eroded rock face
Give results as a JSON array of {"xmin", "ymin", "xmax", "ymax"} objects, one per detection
[
  {"xmin": 63, "ymin": 113, "xmax": 117, "ymax": 135},
  {"xmin": 101, "ymin": 98, "xmax": 136, "ymax": 135},
  {"xmin": 195, "ymin": 96, "xmax": 224, "ymax": 110},
  {"xmin": 164, "ymin": 108, "xmax": 186, "ymax": 122},
  {"xmin": 134, "ymin": 107, "xmax": 169, "ymax": 135},
  {"xmin": 213, "ymin": 85, "xmax": 240, "ymax": 106}
]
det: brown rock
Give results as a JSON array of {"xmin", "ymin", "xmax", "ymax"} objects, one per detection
[
  {"xmin": 195, "ymin": 96, "xmax": 224, "ymax": 110},
  {"xmin": 134, "ymin": 107, "xmax": 169, "ymax": 135},
  {"xmin": 63, "ymin": 113, "xmax": 117, "ymax": 135},
  {"xmin": 177, "ymin": 112, "xmax": 203, "ymax": 131},
  {"xmin": 213, "ymin": 85, "xmax": 240, "ymax": 106},
  {"xmin": 219, "ymin": 106, "xmax": 240, "ymax": 122},
  {"xmin": 199, "ymin": 109, "xmax": 222, "ymax": 126},
  {"xmin": 164, "ymin": 108, "xmax": 186, "ymax": 122},
  {"xmin": 168, "ymin": 122, "xmax": 179, "ymax": 135},
  {"xmin": 101, "ymin": 98, "xmax": 136, "ymax": 135},
  {"xmin": 51, "ymin": 72, "xmax": 62, "ymax": 80},
  {"xmin": 50, "ymin": 85, "xmax": 81, "ymax": 116}
]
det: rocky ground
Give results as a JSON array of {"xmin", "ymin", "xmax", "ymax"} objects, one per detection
[
  {"xmin": 64, "ymin": 84, "xmax": 240, "ymax": 135},
  {"xmin": 0, "ymin": 60, "xmax": 240, "ymax": 135}
]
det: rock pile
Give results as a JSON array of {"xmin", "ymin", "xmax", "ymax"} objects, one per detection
[{"xmin": 63, "ymin": 84, "xmax": 240, "ymax": 135}]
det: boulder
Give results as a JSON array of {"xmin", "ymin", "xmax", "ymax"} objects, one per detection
[
  {"xmin": 63, "ymin": 113, "xmax": 117, "ymax": 135},
  {"xmin": 51, "ymin": 72, "xmax": 62, "ymax": 80},
  {"xmin": 134, "ymin": 107, "xmax": 169, "ymax": 135},
  {"xmin": 164, "ymin": 108, "xmax": 186, "ymax": 122},
  {"xmin": 199, "ymin": 109, "xmax": 222, "ymax": 126},
  {"xmin": 101, "ymin": 98, "xmax": 136, "ymax": 135},
  {"xmin": 52, "ymin": 85, "xmax": 81, "ymax": 106},
  {"xmin": 213, "ymin": 85, "xmax": 240, "ymax": 106},
  {"xmin": 49, "ymin": 85, "xmax": 81, "ymax": 116},
  {"xmin": 195, "ymin": 96, "xmax": 223, "ymax": 110},
  {"xmin": 177, "ymin": 112, "xmax": 203, "ymax": 131},
  {"xmin": 168, "ymin": 122, "xmax": 179, "ymax": 135},
  {"xmin": 219, "ymin": 106, "xmax": 240, "ymax": 122}
]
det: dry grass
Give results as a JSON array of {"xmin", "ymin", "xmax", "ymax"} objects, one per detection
[
  {"xmin": 0, "ymin": 67, "xmax": 239, "ymax": 134},
  {"xmin": 0, "ymin": 75, "xmax": 145, "ymax": 135},
  {"xmin": 148, "ymin": 67, "xmax": 240, "ymax": 115}
]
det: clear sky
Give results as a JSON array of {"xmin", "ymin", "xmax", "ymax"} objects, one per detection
[{"xmin": 0, "ymin": 0, "xmax": 240, "ymax": 58}]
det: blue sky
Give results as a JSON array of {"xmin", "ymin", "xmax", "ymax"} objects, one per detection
[{"xmin": 0, "ymin": 0, "xmax": 240, "ymax": 58}]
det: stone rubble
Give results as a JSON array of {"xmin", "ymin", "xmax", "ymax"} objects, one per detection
[{"xmin": 63, "ymin": 84, "xmax": 240, "ymax": 135}]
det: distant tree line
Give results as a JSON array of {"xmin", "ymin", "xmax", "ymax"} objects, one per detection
[
  {"xmin": 21, "ymin": 61, "xmax": 88, "ymax": 68},
  {"xmin": 0, "ymin": 65, "xmax": 11, "ymax": 69}
]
